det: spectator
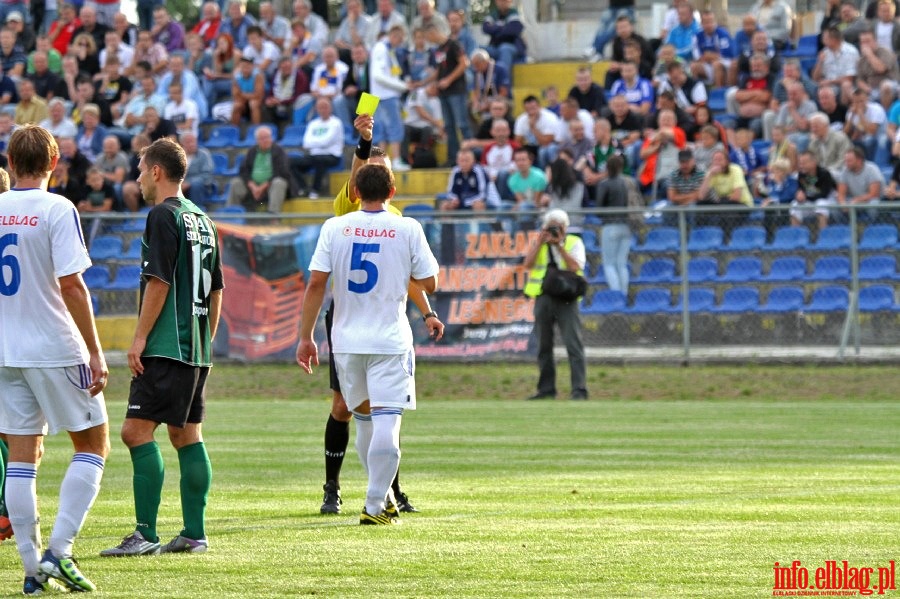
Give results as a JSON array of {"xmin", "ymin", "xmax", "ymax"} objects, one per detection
[
  {"xmin": 595, "ymin": 154, "xmax": 633, "ymax": 293},
  {"xmin": 95, "ymin": 133, "xmax": 128, "ymax": 206},
  {"xmin": 603, "ymin": 16, "xmax": 653, "ymax": 88},
  {"xmin": 463, "ymin": 96, "xmax": 514, "ymax": 155},
  {"xmin": 231, "ymin": 56, "xmax": 265, "ymax": 125},
  {"xmin": 638, "ymin": 108, "xmax": 686, "ymax": 199},
  {"xmin": 522, "ymin": 209, "xmax": 588, "ymax": 401},
  {"xmin": 191, "ymin": 2, "xmax": 221, "ymax": 48},
  {"xmin": 692, "ymin": 104, "xmax": 729, "ymax": 152},
  {"xmin": 560, "ymin": 119, "xmax": 594, "ymax": 166},
  {"xmin": 609, "ymin": 61, "xmax": 653, "ymax": 115},
  {"xmin": 71, "ymin": 31, "xmax": 100, "ymax": 77},
  {"xmin": 730, "ymin": 128, "xmax": 765, "ymax": 180},
  {"xmin": 218, "ymin": 0, "xmax": 256, "ymax": 51},
  {"xmin": 142, "ymin": 105, "xmax": 177, "ymax": 142},
  {"xmin": 577, "ymin": 118, "xmax": 622, "ymax": 195},
  {"xmin": 768, "ymin": 58, "xmax": 818, "ymax": 120},
  {"xmin": 339, "ymin": 42, "xmax": 370, "ymax": 121},
  {"xmin": 873, "ymin": 0, "xmax": 900, "ymax": 54},
  {"xmin": 285, "ymin": 18, "xmax": 321, "ymax": 79},
  {"xmin": 690, "ymin": 11, "xmax": 733, "ymax": 87},
  {"xmin": 227, "ymin": 124, "xmax": 296, "ymax": 212},
  {"xmin": 163, "ymin": 82, "xmax": 199, "ymax": 138},
  {"xmin": 481, "ymin": 118, "xmax": 518, "ymax": 202},
  {"xmin": 697, "ymin": 148, "xmax": 754, "ymax": 231},
  {"xmin": 729, "ymin": 29, "xmax": 779, "ymax": 90},
  {"xmin": 540, "ymin": 157, "xmax": 585, "ymax": 231},
  {"xmin": 763, "ymin": 81, "xmax": 816, "ymax": 146},
  {"xmin": 258, "ymin": 1, "xmax": 291, "ymax": 49},
  {"xmin": 121, "ymin": 74, "xmax": 165, "ymax": 135},
  {"xmin": 333, "ymin": 0, "xmax": 370, "ymax": 65},
  {"xmin": 58, "ymin": 135, "xmax": 91, "ymax": 190},
  {"xmin": 665, "ymin": 1, "xmax": 700, "ymax": 62},
  {"xmin": 658, "ymin": 0, "xmax": 700, "ymax": 43},
  {"xmin": 587, "ymin": 1, "xmax": 636, "ymax": 61},
  {"xmin": 155, "ymin": 53, "xmax": 208, "ymax": 120},
  {"xmin": 766, "ymin": 125, "xmax": 799, "ymax": 172},
  {"xmin": 0, "ymin": 28, "xmax": 25, "ymax": 79},
  {"xmin": 603, "ymin": 93, "xmax": 643, "ymax": 148},
  {"xmin": 750, "ymin": 0, "xmax": 794, "ymax": 50},
  {"xmin": 648, "ymin": 88, "xmax": 695, "ymax": 136},
  {"xmin": 447, "ymin": 9, "xmax": 476, "ymax": 59},
  {"xmin": 567, "ymin": 65, "xmax": 606, "ymax": 118},
  {"xmin": 0, "ymin": 63, "xmax": 17, "ymax": 112},
  {"xmin": 77, "ymin": 166, "xmax": 116, "ymax": 213},
  {"xmin": 835, "ymin": 2, "xmax": 867, "ymax": 47},
  {"xmin": 202, "ymin": 32, "xmax": 235, "ymax": 109},
  {"xmin": 422, "ymin": 22, "xmax": 468, "ymax": 167},
  {"xmin": 658, "ymin": 60, "xmax": 706, "ymax": 117},
  {"xmin": 880, "ymin": 154, "xmax": 900, "ymax": 201},
  {"xmin": 26, "ymin": 49, "xmax": 59, "ymax": 98},
  {"xmin": 728, "ymin": 53, "xmax": 773, "ymax": 138},
  {"xmin": 402, "ymin": 81, "xmax": 443, "ymax": 165},
  {"xmin": 310, "ymin": 45, "xmax": 348, "ymax": 104},
  {"xmin": 72, "ymin": 6, "xmax": 108, "ymax": 51},
  {"xmin": 791, "ymin": 150, "xmax": 837, "ymax": 229},
  {"xmin": 48, "ymin": 153, "xmax": 85, "ymax": 203},
  {"xmin": 469, "ymin": 49, "xmax": 510, "ymax": 120},
  {"xmin": 852, "ymin": 29, "xmax": 899, "ymax": 103},
  {"xmin": 440, "ymin": 148, "xmax": 491, "ymax": 210},
  {"xmin": 14, "ymin": 78, "xmax": 47, "ymax": 124},
  {"xmin": 817, "ymin": 85, "xmax": 847, "ymax": 130},
  {"xmin": 89, "ymin": 0, "xmax": 120, "ymax": 28},
  {"xmin": 111, "ymin": 12, "xmax": 138, "ymax": 47},
  {"xmin": 127, "ymin": 29, "xmax": 168, "ymax": 78},
  {"xmin": 6, "ymin": 11, "xmax": 34, "ymax": 53},
  {"xmin": 120, "ymin": 132, "xmax": 150, "ymax": 211},
  {"xmin": 411, "ymin": 0, "xmax": 449, "ymax": 37},
  {"xmin": 758, "ymin": 156, "xmax": 799, "ymax": 233},
  {"xmin": 836, "ymin": 145, "xmax": 884, "ymax": 220},
  {"xmin": 184, "ymin": 33, "xmax": 212, "ymax": 80},
  {"xmin": 241, "ymin": 25, "xmax": 281, "ymax": 80},
  {"xmin": 292, "ymin": 0, "xmax": 328, "ymax": 48},
  {"xmin": 481, "ymin": 0, "xmax": 526, "ymax": 79},
  {"xmin": 808, "ymin": 111, "xmax": 854, "ymax": 176},
  {"xmin": 265, "ymin": 56, "xmax": 310, "ymax": 126},
  {"xmin": 290, "ymin": 97, "xmax": 343, "ymax": 198},
  {"xmin": 651, "ymin": 43, "xmax": 681, "ymax": 88},
  {"xmin": 97, "ymin": 30, "xmax": 131, "ymax": 77},
  {"xmin": 844, "ymin": 86, "xmax": 888, "ymax": 162},
  {"xmin": 507, "ymin": 146, "xmax": 547, "ymax": 208},
  {"xmin": 370, "ymin": 24, "xmax": 412, "ymax": 169},
  {"xmin": 365, "ymin": 0, "xmax": 406, "ymax": 48},
  {"xmin": 813, "ymin": 27, "xmax": 859, "ymax": 90},
  {"xmin": 667, "ymin": 148, "xmax": 707, "ymax": 226},
  {"xmin": 556, "ymin": 97, "xmax": 595, "ymax": 147},
  {"xmin": 47, "ymin": 3, "xmax": 80, "ymax": 57},
  {"xmin": 180, "ymin": 130, "xmax": 215, "ymax": 208},
  {"xmin": 27, "ymin": 34, "xmax": 63, "ymax": 75},
  {"xmin": 514, "ymin": 94, "xmax": 560, "ymax": 169},
  {"xmin": 39, "ymin": 96, "xmax": 76, "ymax": 137}
]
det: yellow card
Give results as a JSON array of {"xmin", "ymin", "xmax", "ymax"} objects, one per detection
[{"xmin": 356, "ymin": 92, "xmax": 380, "ymax": 116}]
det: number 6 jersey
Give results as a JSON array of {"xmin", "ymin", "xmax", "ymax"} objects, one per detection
[
  {"xmin": 310, "ymin": 209, "xmax": 438, "ymax": 355},
  {"xmin": 0, "ymin": 189, "xmax": 93, "ymax": 367}
]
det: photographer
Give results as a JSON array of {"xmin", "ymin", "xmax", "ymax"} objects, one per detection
[{"xmin": 522, "ymin": 209, "xmax": 588, "ymax": 401}]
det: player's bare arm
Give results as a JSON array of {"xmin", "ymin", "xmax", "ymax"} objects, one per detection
[
  {"xmin": 346, "ymin": 114, "xmax": 375, "ymax": 203},
  {"xmin": 128, "ymin": 277, "xmax": 170, "ymax": 377},
  {"xmin": 208, "ymin": 289, "xmax": 223, "ymax": 341},
  {"xmin": 408, "ymin": 280, "xmax": 444, "ymax": 341},
  {"xmin": 296, "ymin": 269, "xmax": 330, "ymax": 374},
  {"xmin": 59, "ymin": 272, "xmax": 108, "ymax": 396}
]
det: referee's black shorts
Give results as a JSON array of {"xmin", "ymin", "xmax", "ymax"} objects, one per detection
[{"xmin": 325, "ymin": 300, "xmax": 341, "ymax": 393}]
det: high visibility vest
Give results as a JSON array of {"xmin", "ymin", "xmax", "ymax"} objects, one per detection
[{"xmin": 523, "ymin": 234, "xmax": 583, "ymax": 298}]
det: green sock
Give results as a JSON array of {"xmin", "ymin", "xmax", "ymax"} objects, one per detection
[
  {"xmin": 130, "ymin": 441, "xmax": 164, "ymax": 543},
  {"xmin": 177, "ymin": 442, "xmax": 211, "ymax": 540},
  {"xmin": 0, "ymin": 438, "xmax": 7, "ymax": 516}
]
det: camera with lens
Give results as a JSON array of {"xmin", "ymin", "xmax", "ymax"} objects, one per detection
[{"xmin": 546, "ymin": 225, "xmax": 560, "ymax": 238}]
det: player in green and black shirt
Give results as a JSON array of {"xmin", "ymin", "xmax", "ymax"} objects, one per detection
[{"xmin": 101, "ymin": 138, "xmax": 224, "ymax": 558}]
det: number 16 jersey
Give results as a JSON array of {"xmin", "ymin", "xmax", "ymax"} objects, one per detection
[{"xmin": 310, "ymin": 209, "xmax": 438, "ymax": 355}]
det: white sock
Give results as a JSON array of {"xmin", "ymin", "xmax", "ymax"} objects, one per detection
[
  {"xmin": 50, "ymin": 453, "xmax": 105, "ymax": 558},
  {"xmin": 354, "ymin": 413, "xmax": 373, "ymax": 477},
  {"xmin": 6, "ymin": 462, "xmax": 41, "ymax": 576},
  {"xmin": 365, "ymin": 409, "xmax": 402, "ymax": 516}
]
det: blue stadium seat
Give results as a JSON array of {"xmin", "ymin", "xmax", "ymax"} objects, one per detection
[
  {"xmin": 203, "ymin": 125, "xmax": 240, "ymax": 148},
  {"xmin": 585, "ymin": 262, "xmax": 605, "ymax": 284},
  {"xmin": 781, "ymin": 34, "xmax": 818, "ymax": 58},
  {"xmin": 627, "ymin": 288, "xmax": 672, "ymax": 314},
  {"xmin": 634, "ymin": 227, "xmax": 679, "ymax": 252},
  {"xmin": 89, "ymin": 235, "xmax": 123, "ymax": 261},
  {"xmin": 207, "ymin": 182, "xmax": 230, "ymax": 207},
  {"xmin": 105, "ymin": 265, "xmax": 142, "ymax": 290},
  {"xmin": 764, "ymin": 226, "xmax": 810, "ymax": 251},
  {"xmin": 765, "ymin": 255, "xmax": 807, "ymax": 281},
  {"xmin": 859, "ymin": 254, "xmax": 896, "ymax": 280},
  {"xmin": 279, "ymin": 125, "xmax": 304, "ymax": 147},
  {"xmin": 799, "ymin": 57, "xmax": 817, "ymax": 77},
  {"xmin": 403, "ymin": 203, "xmax": 435, "ymax": 215},
  {"xmin": 581, "ymin": 290, "xmax": 627, "ymax": 314},
  {"xmin": 236, "ymin": 124, "xmax": 278, "ymax": 148},
  {"xmin": 859, "ymin": 285, "xmax": 895, "ymax": 312},
  {"xmin": 634, "ymin": 258, "xmax": 676, "ymax": 283},
  {"xmin": 91, "ymin": 293, "xmax": 100, "ymax": 315},
  {"xmin": 123, "ymin": 237, "xmax": 142, "ymax": 260},
  {"xmin": 686, "ymin": 257, "xmax": 718, "ymax": 283},
  {"xmin": 858, "ymin": 224, "xmax": 897, "ymax": 250},
  {"xmin": 686, "ymin": 226, "xmax": 724, "ymax": 252},
  {"xmin": 718, "ymin": 256, "xmax": 763, "ymax": 283},
  {"xmin": 707, "ymin": 87, "xmax": 727, "ymax": 113},
  {"xmin": 212, "ymin": 204, "xmax": 246, "ymax": 224},
  {"xmin": 82, "ymin": 265, "xmax": 110, "ymax": 289},
  {"xmin": 811, "ymin": 225, "xmax": 851, "ymax": 251},
  {"xmin": 710, "ymin": 286, "xmax": 760, "ymax": 313},
  {"xmin": 725, "ymin": 226, "xmax": 766, "ymax": 251},
  {"xmin": 806, "ymin": 256, "xmax": 850, "ymax": 281},
  {"xmin": 804, "ymin": 285, "xmax": 849, "ymax": 312},
  {"xmin": 581, "ymin": 229, "xmax": 601, "ymax": 253},
  {"xmin": 667, "ymin": 287, "xmax": 716, "ymax": 313},
  {"xmin": 757, "ymin": 286, "xmax": 805, "ymax": 313},
  {"xmin": 211, "ymin": 152, "xmax": 229, "ymax": 175}
]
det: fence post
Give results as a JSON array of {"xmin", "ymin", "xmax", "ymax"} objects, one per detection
[{"xmin": 678, "ymin": 207, "xmax": 690, "ymax": 364}]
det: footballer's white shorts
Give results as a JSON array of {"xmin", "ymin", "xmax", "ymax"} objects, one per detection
[
  {"xmin": 0, "ymin": 365, "xmax": 108, "ymax": 436},
  {"xmin": 333, "ymin": 351, "xmax": 417, "ymax": 412}
]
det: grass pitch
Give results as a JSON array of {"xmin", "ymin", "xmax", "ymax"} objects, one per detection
[{"xmin": 0, "ymin": 364, "xmax": 898, "ymax": 597}]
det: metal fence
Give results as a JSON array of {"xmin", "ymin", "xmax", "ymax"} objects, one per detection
[{"xmin": 81, "ymin": 201, "xmax": 900, "ymax": 362}]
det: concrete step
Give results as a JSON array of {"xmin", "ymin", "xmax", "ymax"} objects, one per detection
[
  {"xmin": 511, "ymin": 61, "xmax": 610, "ymax": 115},
  {"xmin": 281, "ymin": 195, "xmax": 436, "ymax": 219}
]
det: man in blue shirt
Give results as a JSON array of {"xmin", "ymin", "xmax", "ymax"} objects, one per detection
[
  {"xmin": 609, "ymin": 61, "xmax": 654, "ymax": 116},
  {"xmin": 665, "ymin": 2, "xmax": 700, "ymax": 62},
  {"xmin": 691, "ymin": 10, "xmax": 734, "ymax": 87}
]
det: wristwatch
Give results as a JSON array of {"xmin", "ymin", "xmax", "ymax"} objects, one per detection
[{"xmin": 423, "ymin": 312, "xmax": 438, "ymax": 321}]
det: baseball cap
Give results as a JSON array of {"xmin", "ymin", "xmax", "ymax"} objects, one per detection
[
  {"xmin": 678, "ymin": 149, "xmax": 693, "ymax": 162},
  {"xmin": 6, "ymin": 11, "xmax": 23, "ymax": 22}
]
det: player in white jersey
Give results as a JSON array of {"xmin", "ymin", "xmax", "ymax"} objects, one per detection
[
  {"xmin": 0, "ymin": 124, "xmax": 110, "ymax": 594},
  {"xmin": 297, "ymin": 163, "xmax": 440, "ymax": 525}
]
